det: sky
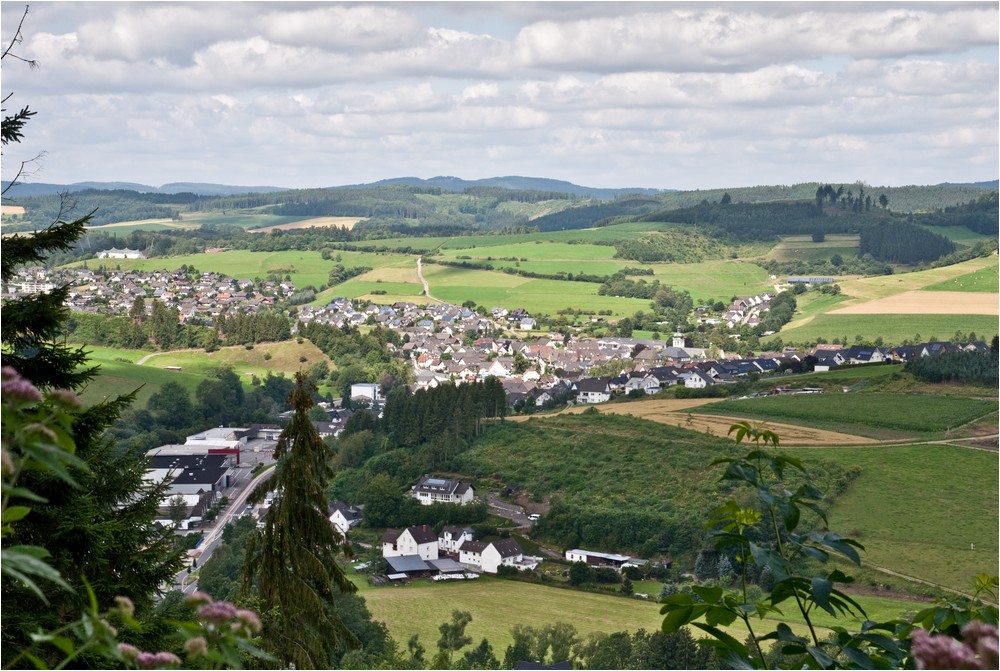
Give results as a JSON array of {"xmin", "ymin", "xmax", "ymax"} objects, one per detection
[{"xmin": 1, "ymin": 1, "xmax": 997, "ymax": 191}]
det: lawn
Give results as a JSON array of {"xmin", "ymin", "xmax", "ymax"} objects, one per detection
[
  {"xmin": 698, "ymin": 392, "xmax": 996, "ymax": 440},
  {"xmin": 923, "ymin": 266, "xmax": 1000, "ymax": 293},
  {"xmin": 788, "ymin": 444, "xmax": 999, "ymax": 592}
]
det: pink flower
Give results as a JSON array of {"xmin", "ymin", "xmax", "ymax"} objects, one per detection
[
  {"xmin": 183, "ymin": 590, "xmax": 212, "ymax": 607},
  {"xmin": 114, "ymin": 595, "xmax": 135, "ymax": 617},
  {"xmin": 49, "ymin": 388, "xmax": 81, "ymax": 408},
  {"xmin": 117, "ymin": 643, "xmax": 141, "ymax": 661},
  {"xmin": 183, "ymin": 636, "xmax": 207, "ymax": 658},
  {"xmin": 197, "ymin": 600, "xmax": 237, "ymax": 624},
  {"xmin": 1, "ymin": 367, "xmax": 42, "ymax": 403},
  {"xmin": 236, "ymin": 608, "xmax": 262, "ymax": 634},
  {"xmin": 911, "ymin": 627, "xmax": 984, "ymax": 669}
]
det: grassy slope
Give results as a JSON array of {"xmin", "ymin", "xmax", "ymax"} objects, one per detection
[
  {"xmin": 923, "ymin": 266, "xmax": 1000, "ymax": 293},
  {"xmin": 774, "ymin": 256, "xmax": 999, "ymax": 344},
  {"xmin": 77, "ymin": 341, "xmax": 334, "ymax": 406},
  {"xmin": 788, "ymin": 444, "xmax": 999, "ymax": 592},
  {"xmin": 697, "ymin": 392, "xmax": 996, "ymax": 440}
]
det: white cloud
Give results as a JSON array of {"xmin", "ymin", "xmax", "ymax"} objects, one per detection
[{"xmin": 257, "ymin": 5, "xmax": 424, "ymax": 52}]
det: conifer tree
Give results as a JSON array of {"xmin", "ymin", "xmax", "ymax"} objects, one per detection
[
  {"xmin": 242, "ymin": 372, "xmax": 358, "ymax": 668},
  {"xmin": 1, "ymin": 20, "xmax": 182, "ymax": 660}
]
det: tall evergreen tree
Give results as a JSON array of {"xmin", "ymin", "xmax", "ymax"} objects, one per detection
[
  {"xmin": 242, "ymin": 373, "xmax": 358, "ymax": 668},
  {"xmin": 1, "ymin": 25, "xmax": 182, "ymax": 661}
]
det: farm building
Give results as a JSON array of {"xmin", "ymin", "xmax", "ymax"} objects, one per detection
[{"xmin": 787, "ymin": 277, "xmax": 833, "ymax": 284}]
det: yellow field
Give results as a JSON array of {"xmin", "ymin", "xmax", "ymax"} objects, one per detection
[
  {"xmin": 521, "ymin": 398, "xmax": 876, "ymax": 446},
  {"xmin": 87, "ymin": 218, "xmax": 200, "ymax": 230},
  {"xmin": 830, "ymin": 290, "xmax": 998, "ymax": 315},
  {"xmin": 248, "ymin": 216, "xmax": 364, "ymax": 233},
  {"xmin": 1, "ymin": 205, "xmax": 26, "ymax": 215}
]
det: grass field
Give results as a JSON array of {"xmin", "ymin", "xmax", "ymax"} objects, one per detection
[
  {"xmin": 357, "ymin": 572, "xmax": 931, "ymax": 655},
  {"xmin": 836, "ymin": 256, "xmax": 998, "ymax": 303},
  {"xmin": 764, "ymin": 234, "xmax": 860, "ymax": 263},
  {"xmin": 789, "ymin": 444, "xmax": 999, "ymax": 592},
  {"xmin": 698, "ymin": 392, "xmax": 996, "ymax": 440},
  {"xmin": 923, "ymin": 266, "xmax": 1000, "ymax": 293},
  {"xmin": 773, "ymin": 313, "xmax": 999, "ymax": 345},
  {"xmin": 421, "ymin": 265, "xmax": 652, "ymax": 316},
  {"xmin": 359, "ymin": 578, "xmax": 664, "ymax": 653},
  {"xmin": 78, "ymin": 341, "xmax": 334, "ymax": 406},
  {"xmin": 915, "ymin": 224, "xmax": 997, "ymax": 245}
]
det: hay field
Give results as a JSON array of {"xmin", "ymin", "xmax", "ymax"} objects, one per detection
[
  {"xmin": 829, "ymin": 290, "xmax": 998, "ymax": 315},
  {"xmin": 540, "ymin": 399, "xmax": 877, "ymax": 446},
  {"xmin": 248, "ymin": 216, "xmax": 364, "ymax": 233}
]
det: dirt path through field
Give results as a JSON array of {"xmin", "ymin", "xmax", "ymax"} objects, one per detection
[{"xmin": 515, "ymin": 398, "xmax": 879, "ymax": 446}]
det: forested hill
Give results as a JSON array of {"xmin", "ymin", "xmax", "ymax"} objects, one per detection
[{"xmin": 3, "ymin": 179, "xmax": 996, "ymax": 241}]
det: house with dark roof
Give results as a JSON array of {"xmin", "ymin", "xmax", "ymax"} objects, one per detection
[
  {"xmin": 574, "ymin": 377, "xmax": 611, "ymax": 404},
  {"xmin": 410, "ymin": 476, "xmax": 474, "ymax": 506},
  {"xmin": 328, "ymin": 501, "xmax": 363, "ymax": 536},
  {"xmin": 382, "ymin": 524, "xmax": 439, "ymax": 560}
]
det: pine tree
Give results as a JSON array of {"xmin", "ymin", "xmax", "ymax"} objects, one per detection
[
  {"xmin": 242, "ymin": 373, "xmax": 359, "ymax": 668},
  {"xmin": 1, "ymin": 32, "xmax": 182, "ymax": 662}
]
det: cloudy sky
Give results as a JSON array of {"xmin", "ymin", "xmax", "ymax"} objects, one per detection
[{"xmin": 1, "ymin": 1, "xmax": 997, "ymax": 191}]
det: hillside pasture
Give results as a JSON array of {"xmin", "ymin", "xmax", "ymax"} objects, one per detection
[
  {"xmin": 790, "ymin": 444, "xmax": 999, "ymax": 592},
  {"xmin": 421, "ymin": 265, "xmax": 651, "ymax": 316},
  {"xmin": 915, "ymin": 224, "xmax": 996, "ymax": 245},
  {"xmin": 775, "ymin": 313, "xmax": 1000, "ymax": 345},
  {"xmin": 548, "ymin": 399, "xmax": 879, "ymax": 446},
  {"xmin": 923, "ymin": 265, "xmax": 1000, "ymax": 293},
  {"xmin": 697, "ymin": 392, "xmax": 996, "ymax": 440},
  {"xmin": 77, "ymin": 341, "xmax": 334, "ymax": 406},
  {"xmin": 836, "ymin": 256, "xmax": 998, "ymax": 303},
  {"xmin": 765, "ymin": 234, "xmax": 860, "ymax": 263}
]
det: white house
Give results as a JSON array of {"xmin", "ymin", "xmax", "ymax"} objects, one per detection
[
  {"xmin": 684, "ymin": 370, "xmax": 715, "ymax": 389},
  {"xmin": 458, "ymin": 538, "xmax": 525, "ymax": 574},
  {"xmin": 328, "ymin": 501, "xmax": 363, "ymax": 536},
  {"xmin": 624, "ymin": 374, "xmax": 661, "ymax": 395},
  {"xmin": 382, "ymin": 525, "xmax": 439, "ymax": 560},
  {"xmin": 439, "ymin": 526, "xmax": 474, "ymax": 554},
  {"xmin": 574, "ymin": 377, "xmax": 611, "ymax": 404},
  {"xmin": 410, "ymin": 476, "xmax": 474, "ymax": 506},
  {"xmin": 350, "ymin": 383, "xmax": 381, "ymax": 403}
]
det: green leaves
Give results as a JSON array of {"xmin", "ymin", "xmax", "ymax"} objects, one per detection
[{"xmin": 0, "ymin": 545, "xmax": 72, "ymax": 602}]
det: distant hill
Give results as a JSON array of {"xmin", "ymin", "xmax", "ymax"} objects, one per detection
[
  {"xmin": 1, "ymin": 181, "xmax": 288, "ymax": 197},
  {"xmin": 333, "ymin": 175, "xmax": 668, "ymax": 200}
]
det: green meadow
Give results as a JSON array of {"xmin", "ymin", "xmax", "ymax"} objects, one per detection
[
  {"xmin": 923, "ymin": 265, "xmax": 1000, "ymax": 293},
  {"xmin": 77, "ymin": 341, "xmax": 334, "ymax": 406},
  {"xmin": 420, "ymin": 265, "xmax": 651, "ymax": 316},
  {"xmin": 700, "ymin": 392, "xmax": 996, "ymax": 440},
  {"xmin": 773, "ymin": 313, "xmax": 999, "ymax": 346},
  {"xmin": 789, "ymin": 444, "xmax": 999, "ymax": 592},
  {"xmin": 356, "ymin": 566, "xmax": 932, "ymax": 654},
  {"xmin": 915, "ymin": 224, "xmax": 996, "ymax": 245},
  {"xmin": 764, "ymin": 234, "xmax": 860, "ymax": 263}
]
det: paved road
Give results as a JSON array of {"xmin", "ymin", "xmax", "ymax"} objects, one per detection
[{"xmin": 171, "ymin": 465, "xmax": 275, "ymax": 594}]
